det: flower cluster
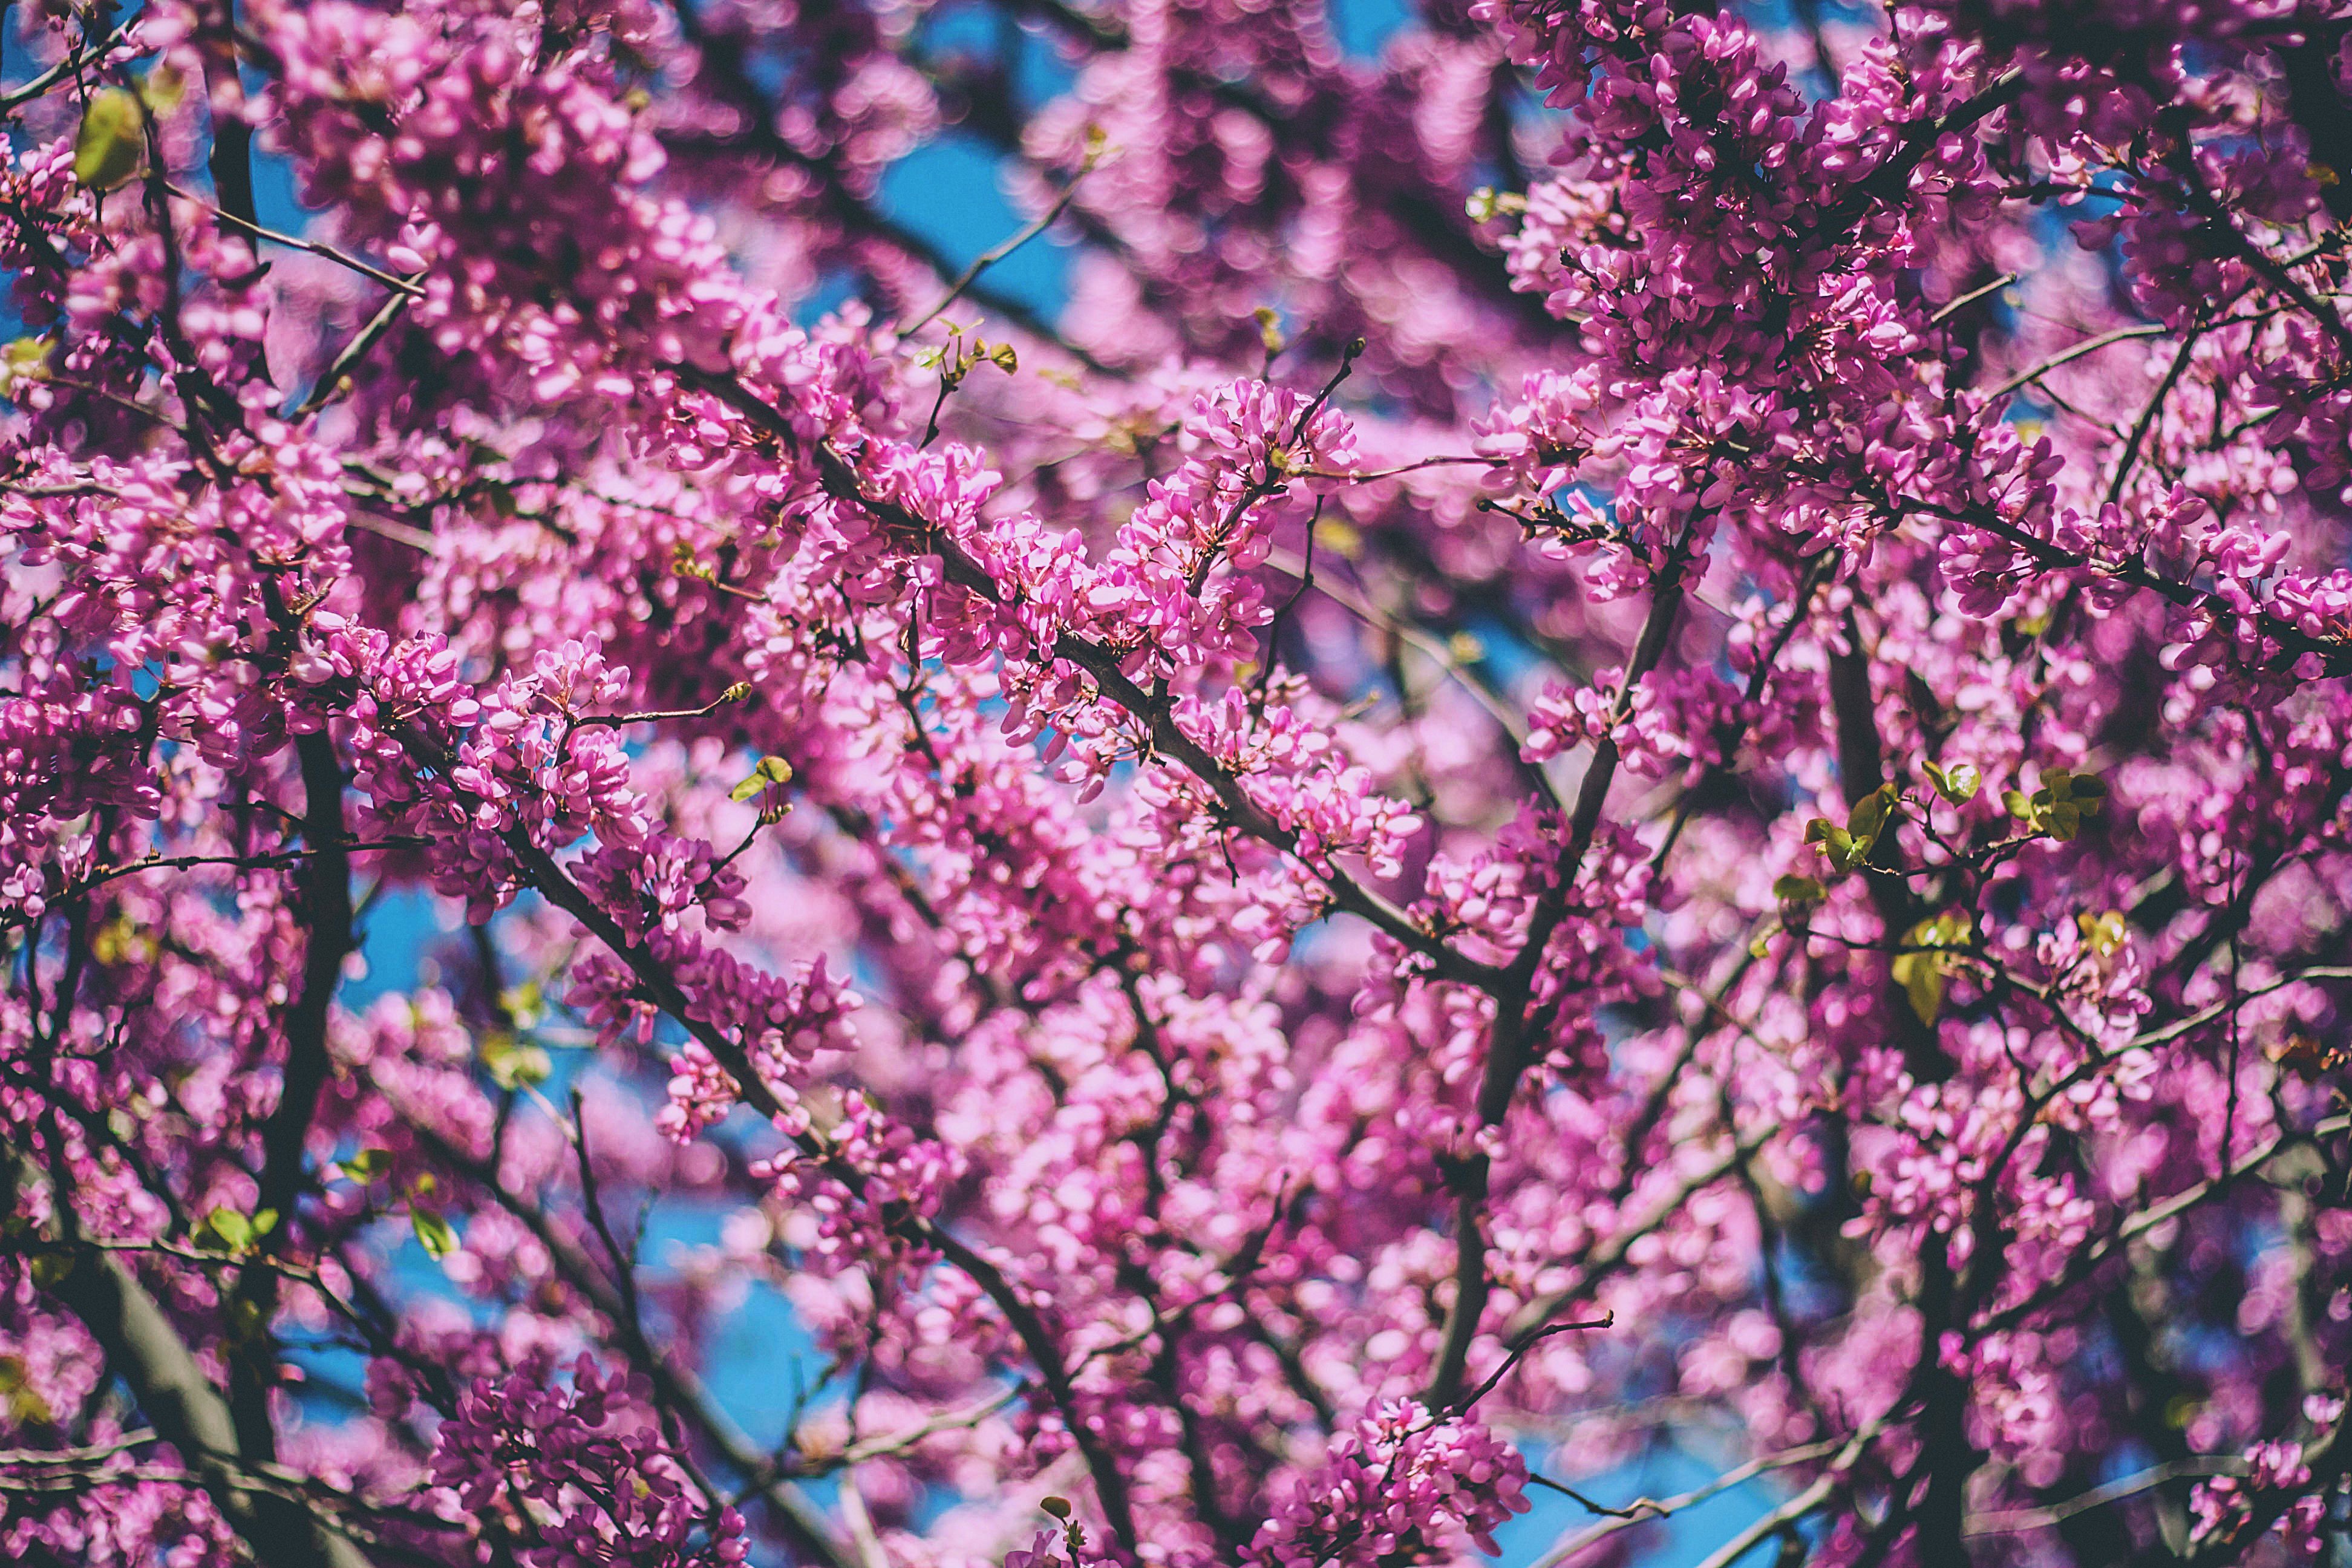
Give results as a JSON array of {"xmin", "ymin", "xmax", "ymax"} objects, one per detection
[
  {"xmin": 1246, "ymin": 1403, "xmax": 1531, "ymax": 1568},
  {"xmin": 431, "ymin": 1353, "xmax": 750, "ymax": 1567}
]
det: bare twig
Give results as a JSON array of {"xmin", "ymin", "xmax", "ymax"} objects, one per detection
[
  {"xmin": 1964, "ymin": 1457, "xmax": 2252, "ymax": 1535},
  {"xmin": 900, "ymin": 138, "xmax": 1105, "ymax": 338},
  {"xmin": 166, "ymin": 183, "xmax": 424, "ymax": 297}
]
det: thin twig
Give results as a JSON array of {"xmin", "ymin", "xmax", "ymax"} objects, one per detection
[
  {"xmin": 165, "ymin": 183, "xmax": 423, "ymax": 297},
  {"xmin": 900, "ymin": 139, "xmax": 1105, "ymax": 339},
  {"xmin": 1684, "ymin": 1418, "xmax": 1889, "ymax": 1568},
  {"xmin": 294, "ymin": 282, "xmax": 421, "ymax": 419},
  {"xmin": 1982, "ymin": 323, "xmax": 2171, "ymax": 400},
  {"xmin": 1449, "ymin": 1315, "xmax": 1612, "ymax": 1416},
  {"xmin": 1964, "ymin": 1457, "xmax": 2252, "ymax": 1535},
  {"xmin": 1526, "ymin": 1437, "xmax": 1852, "ymax": 1568},
  {"xmin": 1931, "ymin": 272, "xmax": 2018, "ymax": 324},
  {"xmin": 1298, "ymin": 453, "xmax": 1498, "ymax": 482},
  {"xmin": 0, "ymin": 21, "xmax": 134, "ymax": 114}
]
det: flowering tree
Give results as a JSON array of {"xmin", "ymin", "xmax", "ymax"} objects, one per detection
[{"xmin": 5, "ymin": 0, "xmax": 2352, "ymax": 1563}]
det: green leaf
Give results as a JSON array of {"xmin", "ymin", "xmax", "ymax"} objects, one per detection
[
  {"xmin": 137, "ymin": 65, "xmax": 187, "ymax": 117},
  {"xmin": 482, "ymin": 1032, "xmax": 552, "ymax": 1091},
  {"xmin": 1464, "ymin": 187, "xmax": 1525, "ymax": 224},
  {"xmin": 1815, "ymin": 783, "xmax": 1903, "ymax": 872},
  {"xmin": 2077, "ymin": 910, "xmax": 2128, "ymax": 956},
  {"xmin": 2011, "ymin": 768, "xmax": 2109, "ymax": 839},
  {"xmin": 2002, "ymin": 789, "xmax": 2033, "ymax": 820},
  {"xmin": 341, "ymin": 1148, "xmax": 391, "ymax": 1183},
  {"xmin": 1907, "ymin": 910, "xmax": 1973, "ymax": 950},
  {"xmin": 1773, "ymin": 874, "xmax": 1826, "ymax": 907},
  {"xmin": 1890, "ymin": 912, "xmax": 1971, "ymax": 1025},
  {"xmin": 0, "ymin": 335, "xmax": 48, "ymax": 398},
  {"xmin": 74, "ymin": 88, "xmax": 145, "ymax": 191},
  {"xmin": 411, "ymin": 1207, "xmax": 459, "ymax": 1261},
  {"xmin": 0, "ymin": 1354, "xmax": 54, "ymax": 1425},
  {"xmin": 1890, "ymin": 950, "xmax": 1946, "ymax": 1025},
  {"xmin": 192, "ymin": 1213, "xmax": 269, "ymax": 1259},
  {"xmin": 195, "ymin": 1207, "xmax": 253, "ymax": 1253},
  {"xmin": 1849, "ymin": 783, "xmax": 1896, "ymax": 847},
  {"xmin": 732, "ymin": 754, "xmax": 794, "ymax": 803},
  {"xmin": 1253, "ymin": 305, "xmax": 1287, "ymax": 357},
  {"xmin": 502, "ymin": 981, "xmax": 544, "ymax": 1028},
  {"xmin": 1922, "ymin": 760, "xmax": 1981, "ymax": 804},
  {"xmin": 1821, "ymin": 826, "xmax": 1860, "ymax": 872}
]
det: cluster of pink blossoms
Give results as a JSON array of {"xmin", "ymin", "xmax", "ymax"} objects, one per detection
[
  {"xmin": 431, "ymin": 1353, "xmax": 752, "ymax": 1567},
  {"xmin": 1246, "ymin": 1403, "xmax": 1531, "ymax": 1568},
  {"xmin": 7, "ymin": 0, "xmax": 2352, "ymax": 1565}
]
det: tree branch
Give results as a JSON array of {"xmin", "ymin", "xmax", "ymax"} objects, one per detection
[
  {"xmin": 7, "ymin": 1152, "xmax": 374, "ymax": 1568},
  {"xmin": 382, "ymin": 719, "xmax": 1146, "ymax": 1560}
]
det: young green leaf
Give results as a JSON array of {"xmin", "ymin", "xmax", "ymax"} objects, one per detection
[
  {"xmin": 2014, "ymin": 769, "xmax": 2109, "ymax": 840},
  {"xmin": 1254, "ymin": 305, "xmax": 1287, "ymax": 358},
  {"xmin": 74, "ymin": 89, "xmax": 145, "ymax": 191},
  {"xmin": 2076, "ymin": 910, "xmax": 2128, "ymax": 956},
  {"xmin": 732, "ymin": 754, "xmax": 794, "ymax": 802},
  {"xmin": 0, "ymin": 1354, "xmax": 56, "ymax": 1423},
  {"xmin": 411, "ymin": 1206, "xmax": 459, "ymax": 1260},
  {"xmin": 1823, "ymin": 825, "xmax": 1860, "ymax": 871},
  {"xmin": 482, "ymin": 1031, "xmax": 553, "ymax": 1090},
  {"xmin": 0, "ymin": 336, "xmax": 48, "ymax": 398},
  {"xmin": 1773, "ymin": 874, "xmax": 1826, "ymax": 908},
  {"xmin": 341, "ymin": 1148, "xmax": 391, "ymax": 1183},
  {"xmin": 1890, "ymin": 949, "xmax": 1945, "ymax": 1025},
  {"xmin": 1811, "ymin": 783, "xmax": 1903, "ymax": 872},
  {"xmin": 1889, "ymin": 912, "xmax": 1973, "ymax": 1025},
  {"xmin": 195, "ymin": 1207, "xmax": 253, "ymax": 1253},
  {"xmin": 1848, "ymin": 783, "xmax": 1896, "ymax": 847},
  {"xmin": 1922, "ymin": 759, "xmax": 1981, "ymax": 804}
]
